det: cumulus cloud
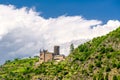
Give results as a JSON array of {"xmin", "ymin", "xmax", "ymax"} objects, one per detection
[{"xmin": 0, "ymin": 4, "xmax": 120, "ymax": 64}]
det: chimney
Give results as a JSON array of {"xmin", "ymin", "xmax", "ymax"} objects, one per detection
[{"xmin": 54, "ymin": 46, "xmax": 60, "ymax": 55}]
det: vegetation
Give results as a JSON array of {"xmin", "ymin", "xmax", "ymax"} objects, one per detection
[
  {"xmin": 0, "ymin": 27, "xmax": 120, "ymax": 80},
  {"xmin": 70, "ymin": 43, "xmax": 74, "ymax": 53}
]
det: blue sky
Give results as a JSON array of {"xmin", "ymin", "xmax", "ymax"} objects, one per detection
[{"xmin": 0, "ymin": 0, "xmax": 120, "ymax": 22}]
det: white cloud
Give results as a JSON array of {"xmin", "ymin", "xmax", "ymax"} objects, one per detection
[{"xmin": 0, "ymin": 4, "xmax": 120, "ymax": 64}]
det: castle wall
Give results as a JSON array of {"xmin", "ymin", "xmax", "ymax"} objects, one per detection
[
  {"xmin": 39, "ymin": 52, "xmax": 45, "ymax": 63},
  {"xmin": 44, "ymin": 53, "xmax": 53, "ymax": 62},
  {"xmin": 40, "ymin": 52, "xmax": 53, "ymax": 63},
  {"xmin": 54, "ymin": 55, "xmax": 65, "ymax": 61}
]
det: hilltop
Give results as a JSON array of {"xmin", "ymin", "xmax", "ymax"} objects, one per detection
[{"xmin": 0, "ymin": 27, "xmax": 120, "ymax": 80}]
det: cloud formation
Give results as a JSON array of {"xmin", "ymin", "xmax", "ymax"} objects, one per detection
[{"xmin": 0, "ymin": 4, "xmax": 120, "ymax": 64}]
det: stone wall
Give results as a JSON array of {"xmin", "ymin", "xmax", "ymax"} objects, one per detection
[
  {"xmin": 44, "ymin": 53, "xmax": 53, "ymax": 62},
  {"xmin": 54, "ymin": 55, "xmax": 65, "ymax": 62},
  {"xmin": 40, "ymin": 52, "xmax": 53, "ymax": 63}
]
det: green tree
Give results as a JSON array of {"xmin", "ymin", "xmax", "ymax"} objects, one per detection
[
  {"xmin": 70, "ymin": 43, "xmax": 74, "ymax": 53},
  {"xmin": 5, "ymin": 60, "xmax": 11, "ymax": 64}
]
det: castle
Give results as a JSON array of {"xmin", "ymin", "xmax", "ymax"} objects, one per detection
[{"xmin": 39, "ymin": 46, "xmax": 65, "ymax": 63}]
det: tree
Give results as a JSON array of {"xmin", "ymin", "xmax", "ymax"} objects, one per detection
[
  {"xmin": 70, "ymin": 43, "xmax": 74, "ymax": 53},
  {"xmin": 5, "ymin": 60, "xmax": 11, "ymax": 64}
]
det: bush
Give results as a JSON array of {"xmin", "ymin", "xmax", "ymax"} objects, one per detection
[
  {"xmin": 100, "ymin": 47, "xmax": 106, "ymax": 53},
  {"xmin": 112, "ymin": 63, "xmax": 117, "ymax": 68},
  {"xmin": 63, "ymin": 71, "xmax": 68, "ymax": 75},
  {"xmin": 95, "ymin": 54, "xmax": 102, "ymax": 60},
  {"xmin": 97, "ymin": 72, "xmax": 104, "ymax": 80},
  {"xmin": 104, "ymin": 73, "xmax": 109, "ymax": 80},
  {"xmin": 105, "ymin": 66, "xmax": 111, "ymax": 72},
  {"xmin": 93, "ymin": 75, "xmax": 96, "ymax": 80},
  {"xmin": 95, "ymin": 61, "xmax": 101, "ymax": 68},
  {"xmin": 117, "ymin": 63, "xmax": 120, "ymax": 69},
  {"xmin": 88, "ymin": 64, "xmax": 94, "ymax": 72},
  {"xmin": 99, "ymin": 46, "xmax": 114, "ymax": 54},
  {"xmin": 106, "ymin": 54, "xmax": 111, "ymax": 59},
  {"xmin": 5, "ymin": 60, "xmax": 11, "ymax": 64},
  {"xmin": 106, "ymin": 47, "xmax": 114, "ymax": 52},
  {"xmin": 113, "ymin": 75, "xmax": 118, "ymax": 80}
]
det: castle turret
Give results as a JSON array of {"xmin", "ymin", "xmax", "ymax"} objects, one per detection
[{"xmin": 54, "ymin": 46, "xmax": 60, "ymax": 55}]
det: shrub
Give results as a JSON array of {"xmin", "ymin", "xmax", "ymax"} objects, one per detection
[
  {"xmin": 99, "ymin": 46, "xmax": 114, "ymax": 54},
  {"xmin": 106, "ymin": 47, "xmax": 114, "ymax": 52},
  {"xmin": 105, "ymin": 66, "xmax": 111, "ymax": 72},
  {"xmin": 93, "ymin": 75, "xmax": 96, "ymax": 80},
  {"xmin": 100, "ymin": 47, "xmax": 106, "ymax": 53},
  {"xmin": 117, "ymin": 63, "xmax": 120, "ymax": 69},
  {"xmin": 88, "ymin": 64, "xmax": 94, "ymax": 72},
  {"xmin": 5, "ymin": 60, "xmax": 11, "ymax": 64},
  {"xmin": 106, "ymin": 53, "xmax": 111, "ymax": 59},
  {"xmin": 104, "ymin": 73, "xmax": 109, "ymax": 80},
  {"xmin": 97, "ymin": 54, "xmax": 102, "ymax": 60},
  {"xmin": 112, "ymin": 63, "xmax": 117, "ymax": 68},
  {"xmin": 97, "ymin": 72, "xmax": 104, "ymax": 80},
  {"xmin": 95, "ymin": 61, "xmax": 101, "ymax": 68},
  {"xmin": 113, "ymin": 75, "xmax": 118, "ymax": 80},
  {"xmin": 63, "ymin": 71, "xmax": 68, "ymax": 76}
]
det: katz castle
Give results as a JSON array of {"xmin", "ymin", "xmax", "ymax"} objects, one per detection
[{"xmin": 39, "ymin": 46, "xmax": 65, "ymax": 63}]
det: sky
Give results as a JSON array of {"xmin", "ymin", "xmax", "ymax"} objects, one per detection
[
  {"xmin": 0, "ymin": 0, "xmax": 120, "ymax": 22},
  {"xmin": 0, "ymin": 0, "xmax": 120, "ymax": 64}
]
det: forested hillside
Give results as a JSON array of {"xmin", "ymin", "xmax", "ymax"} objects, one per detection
[{"xmin": 0, "ymin": 27, "xmax": 120, "ymax": 80}]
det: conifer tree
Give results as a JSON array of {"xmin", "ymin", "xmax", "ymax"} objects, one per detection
[{"xmin": 70, "ymin": 43, "xmax": 74, "ymax": 53}]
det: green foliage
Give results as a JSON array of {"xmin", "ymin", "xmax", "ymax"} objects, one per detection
[
  {"xmin": 104, "ymin": 73, "xmax": 109, "ymax": 80},
  {"xmin": 105, "ymin": 66, "xmax": 111, "ymax": 72},
  {"xmin": 99, "ymin": 46, "xmax": 114, "ymax": 54},
  {"xmin": 70, "ymin": 43, "xmax": 74, "ymax": 53},
  {"xmin": 0, "ymin": 57, "xmax": 39, "ymax": 80},
  {"xmin": 113, "ymin": 75, "xmax": 118, "ymax": 80},
  {"xmin": 5, "ymin": 60, "xmax": 11, "ymax": 64},
  {"xmin": 88, "ymin": 64, "xmax": 94, "ymax": 72},
  {"xmin": 95, "ymin": 61, "xmax": 101, "ymax": 68},
  {"xmin": 96, "ymin": 72, "xmax": 104, "ymax": 80},
  {"xmin": 95, "ymin": 54, "xmax": 102, "ymax": 60},
  {"xmin": 106, "ymin": 53, "xmax": 112, "ymax": 59},
  {"xmin": 117, "ymin": 62, "xmax": 120, "ymax": 69}
]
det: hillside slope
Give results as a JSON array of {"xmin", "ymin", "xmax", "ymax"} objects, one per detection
[
  {"xmin": 69, "ymin": 27, "xmax": 120, "ymax": 80},
  {"xmin": 0, "ymin": 27, "xmax": 120, "ymax": 80}
]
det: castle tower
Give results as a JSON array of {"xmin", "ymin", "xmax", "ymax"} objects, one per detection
[{"xmin": 54, "ymin": 46, "xmax": 60, "ymax": 55}]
